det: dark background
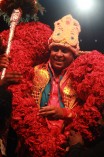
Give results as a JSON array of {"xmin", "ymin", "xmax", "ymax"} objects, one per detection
[{"xmin": 0, "ymin": 0, "xmax": 104, "ymax": 53}]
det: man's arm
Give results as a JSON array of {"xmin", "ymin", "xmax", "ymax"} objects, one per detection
[
  {"xmin": 38, "ymin": 105, "xmax": 77, "ymax": 120},
  {"xmin": 65, "ymin": 130, "xmax": 104, "ymax": 157},
  {"xmin": 0, "ymin": 54, "xmax": 22, "ymax": 87}
]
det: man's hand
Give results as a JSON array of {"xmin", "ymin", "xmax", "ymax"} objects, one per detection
[
  {"xmin": 69, "ymin": 130, "xmax": 84, "ymax": 146},
  {"xmin": 0, "ymin": 72, "xmax": 22, "ymax": 86},
  {"xmin": 0, "ymin": 54, "xmax": 10, "ymax": 71},
  {"xmin": 38, "ymin": 105, "xmax": 65, "ymax": 119}
]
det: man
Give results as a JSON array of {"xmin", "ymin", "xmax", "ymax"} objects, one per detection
[
  {"xmin": 0, "ymin": 52, "xmax": 22, "ymax": 156},
  {"xmin": 30, "ymin": 14, "xmax": 104, "ymax": 156},
  {"xmin": 65, "ymin": 129, "xmax": 104, "ymax": 157},
  {"xmin": 10, "ymin": 14, "xmax": 81, "ymax": 156},
  {"xmin": 32, "ymin": 14, "xmax": 81, "ymax": 136},
  {"xmin": 0, "ymin": 54, "xmax": 22, "ymax": 86}
]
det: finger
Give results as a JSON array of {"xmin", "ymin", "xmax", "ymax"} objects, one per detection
[
  {"xmin": 38, "ymin": 110, "xmax": 55, "ymax": 116},
  {"xmin": 0, "ymin": 58, "xmax": 9, "ymax": 64},
  {"xmin": 5, "ymin": 73, "xmax": 23, "ymax": 78},
  {"xmin": 10, "ymin": 74, "xmax": 23, "ymax": 79},
  {"xmin": 4, "ymin": 77, "xmax": 22, "ymax": 82},
  {"xmin": 10, "ymin": 71, "xmax": 22, "ymax": 74},
  {"xmin": 0, "ymin": 63, "xmax": 8, "ymax": 68},
  {"xmin": 7, "ymin": 71, "xmax": 22, "ymax": 75},
  {"xmin": 3, "ymin": 74, "xmax": 22, "ymax": 84},
  {"xmin": 39, "ymin": 106, "xmax": 54, "ymax": 112},
  {"xmin": 0, "ymin": 54, "xmax": 10, "ymax": 60}
]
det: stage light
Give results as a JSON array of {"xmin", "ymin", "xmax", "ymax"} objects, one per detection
[{"xmin": 76, "ymin": 0, "xmax": 94, "ymax": 11}]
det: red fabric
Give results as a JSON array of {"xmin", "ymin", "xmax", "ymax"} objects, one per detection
[{"xmin": 47, "ymin": 77, "xmax": 64, "ymax": 135}]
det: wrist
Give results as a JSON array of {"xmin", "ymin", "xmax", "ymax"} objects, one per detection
[{"xmin": 62, "ymin": 108, "xmax": 77, "ymax": 119}]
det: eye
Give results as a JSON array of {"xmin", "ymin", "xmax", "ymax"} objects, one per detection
[
  {"xmin": 62, "ymin": 48, "xmax": 69, "ymax": 53},
  {"xmin": 51, "ymin": 46, "xmax": 59, "ymax": 52}
]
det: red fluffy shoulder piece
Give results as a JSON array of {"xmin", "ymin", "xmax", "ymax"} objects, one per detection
[{"xmin": 65, "ymin": 51, "xmax": 104, "ymax": 141}]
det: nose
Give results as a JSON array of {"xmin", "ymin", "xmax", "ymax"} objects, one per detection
[{"xmin": 56, "ymin": 49, "xmax": 63, "ymax": 57}]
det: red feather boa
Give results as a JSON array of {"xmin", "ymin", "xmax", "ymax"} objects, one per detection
[
  {"xmin": 65, "ymin": 51, "xmax": 104, "ymax": 141},
  {"xmin": 0, "ymin": 22, "xmax": 104, "ymax": 156}
]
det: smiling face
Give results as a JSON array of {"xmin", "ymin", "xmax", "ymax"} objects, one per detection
[{"xmin": 50, "ymin": 46, "xmax": 75, "ymax": 74}]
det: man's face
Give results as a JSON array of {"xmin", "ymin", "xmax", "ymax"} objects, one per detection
[{"xmin": 50, "ymin": 46, "xmax": 75, "ymax": 72}]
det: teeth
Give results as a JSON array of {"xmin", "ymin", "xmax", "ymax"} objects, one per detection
[{"xmin": 55, "ymin": 59, "xmax": 63, "ymax": 62}]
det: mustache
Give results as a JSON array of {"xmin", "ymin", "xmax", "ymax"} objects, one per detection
[{"xmin": 54, "ymin": 57, "xmax": 64, "ymax": 62}]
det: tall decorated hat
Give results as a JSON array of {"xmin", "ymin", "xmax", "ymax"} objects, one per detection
[{"xmin": 48, "ymin": 14, "xmax": 81, "ymax": 55}]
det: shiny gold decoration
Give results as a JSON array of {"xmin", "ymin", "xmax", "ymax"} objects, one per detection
[
  {"xmin": 63, "ymin": 87, "xmax": 71, "ymax": 95},
  {"xmin": 62, "ymin": 81, "xmax": 77, "ymax": 109},
  {"xmin": 32, "ymin": 64, "xmax": 50, "ymax": 107}
]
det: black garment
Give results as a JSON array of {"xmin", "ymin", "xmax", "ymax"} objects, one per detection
[
  {"xmin": 0, "ymin": 87, "xmax": 18, "ymax": 157},
  {"xmin": 65, "ymin": 140, "xmax": 104, "ymax": 157},
  {"xmin": 6, "ymin": 127, "xmax": 18, "ymax": 157},
  {"xmin": 0, "ymin": 87, "xmax": 12, "ymax": 134}
]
